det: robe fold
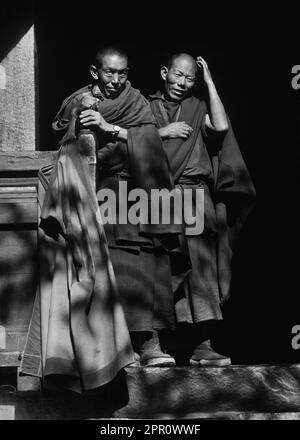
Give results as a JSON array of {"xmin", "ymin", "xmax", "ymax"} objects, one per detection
[{"xmin": 21, "ymin": 140, "xmax": 135, "ymax": 393}]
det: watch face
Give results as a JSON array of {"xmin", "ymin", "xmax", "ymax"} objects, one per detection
[{"xmin": 111, "ymin": 125, "xmax": 120, "ymax": 136}]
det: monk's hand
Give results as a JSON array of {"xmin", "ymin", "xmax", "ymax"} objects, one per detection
[
  {"xmin": 79, "ymin": 109, "xmax": 110, "ymax": 132},
  {"xmin": 196, "ymin": 56, "xmax": 213, "ymax": 85},
  {"xmin": 159, "ymin": 122, "xmax": 193, "ymax": 140}
]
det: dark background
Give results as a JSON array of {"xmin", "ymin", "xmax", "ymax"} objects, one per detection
[{"xmin": 4, "ymin": 3, "xmax": 300, "ymax": 364}]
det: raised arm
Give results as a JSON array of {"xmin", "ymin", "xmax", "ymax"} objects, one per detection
[{"xmin": 196, "ymin": 56, "xmax": 228, "ymax": 132}]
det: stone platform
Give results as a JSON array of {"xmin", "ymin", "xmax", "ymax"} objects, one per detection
[{"xmin": 0, "ymin": 364, "xmax": 300, "ymax": 419}]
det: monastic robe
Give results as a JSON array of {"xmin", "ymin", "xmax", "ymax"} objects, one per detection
[
  {"xmin": 20, "ymin": 139, "xmax": 135, "ymax": 393},
  {"xmin": 149, "ymin": 91, "xmax": 256, "ymax": 323},
  {"xmin": 50, "ymin": 82, "xmax": 187, "ymax": 331}
]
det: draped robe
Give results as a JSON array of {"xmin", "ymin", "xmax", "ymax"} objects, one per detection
[
  {"xmin": 21, "ymin": 82, "xmax": 190, "ymax": 387},
  {"xmin": 20, "ymin": 139, "xmax": 135, "ymax": 393},
  {"xmin": 149, "ymin": 91, "xmax": 256, "ymax": 323},
  {"xmin": 69, "ymin": 83, "xmax": 188, "ymax": 331}
]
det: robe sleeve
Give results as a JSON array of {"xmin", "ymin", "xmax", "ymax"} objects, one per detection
[{"xmin": 213, "ymin": 118, "xmax": 256, "ymax": 302}]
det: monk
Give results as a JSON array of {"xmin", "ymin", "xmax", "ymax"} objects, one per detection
[
  {"xmin": 52, "ymin": 47, "xmax": 186, "ymax": 367},
  {"xmin": 149, "ymin": 53, "xmax": 256, "ymax": 366}
]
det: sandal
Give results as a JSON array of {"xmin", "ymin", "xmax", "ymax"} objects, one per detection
[{"xmin": 189, "ymin": 342, "xmax": 231, "ymax": 367}]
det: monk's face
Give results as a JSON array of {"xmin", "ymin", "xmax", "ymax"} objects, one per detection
[
  {"xmin": 161, "ymin": 56, "xmax": 197, "ymax": 102},
  {"xmin": 91, "ymin": 54, "xmax": 128, "ymax": 99}
]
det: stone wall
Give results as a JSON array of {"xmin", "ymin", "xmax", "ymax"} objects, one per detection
[
  {"xmin": 0, "ymin": 21, "xmax": 38, "ymax": 359},
  {"xmin": 0, "ymin": 25, "xmax": 35, "ymax": 151}
]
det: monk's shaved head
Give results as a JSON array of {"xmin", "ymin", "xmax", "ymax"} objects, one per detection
[
  {"xmin": 94, "ymin": 47, "xmax": 128, "ymax": 68},
  {"xmin": 167, "ymin": 53, "xmax": 198, "ymax": 75}
]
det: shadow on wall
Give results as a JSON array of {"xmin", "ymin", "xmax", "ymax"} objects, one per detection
[
  {"xmin": 0, "ymin": 6, "xmax": 33, "ymax": 63},
  {"xmin": 0, "ymin": 204, "xmax": 38, "ymax": 352}
]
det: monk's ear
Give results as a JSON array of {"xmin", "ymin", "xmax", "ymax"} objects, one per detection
[
  {"xmin": 160, "ymin": 66, "xmax": 168, "ymax": 81},
  {"xmin": 90, "ymin": 65, "xmax": 99, "ymax": 81}
]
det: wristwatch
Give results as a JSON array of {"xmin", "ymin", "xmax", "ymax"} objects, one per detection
[{"xmin": 112, "ymin": 125, "xmax": 121, "ymax": 137}]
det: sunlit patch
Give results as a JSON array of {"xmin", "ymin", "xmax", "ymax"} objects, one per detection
[
  {"xmin": 0, "ymin": 65, "xmax": 6, "ymax": 90},
  {"xmin": 0, "ymin": 405, "xmax": 15, "ymax": 420},
  {"xmin": 0, "ymin": 325, "xmax": 5, "ymax": 349}
]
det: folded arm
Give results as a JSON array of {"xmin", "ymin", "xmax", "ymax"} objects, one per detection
[{"xmin": 158, "ymin": 122, "xmax": 194, "ymax": 140}]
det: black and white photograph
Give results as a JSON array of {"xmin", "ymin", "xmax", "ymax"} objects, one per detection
[{"xmin": 0, "ymin": 2, "xmax": 299, "ymax": 430}]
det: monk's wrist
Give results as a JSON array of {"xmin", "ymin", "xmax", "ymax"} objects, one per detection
[
  {"xmin": 101, "ymin": 123, "xmax": 115, "ymax": 134},
  {"xmin": 158, "ymin": 126, "xmax": 168, "ymax": 139}
]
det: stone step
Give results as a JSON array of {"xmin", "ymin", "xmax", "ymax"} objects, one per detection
[
  {"xmin": 118, "ymin": 363, "xmax": 300, "ymax": 418},
  {"xmin": 0, "ymin": 364, "xmax": 300, "ymax": 419}
]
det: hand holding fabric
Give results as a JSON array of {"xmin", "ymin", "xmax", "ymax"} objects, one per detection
[{"xmin": 79, "ymin": 109, "xmax": 111, "ymax": 133}]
